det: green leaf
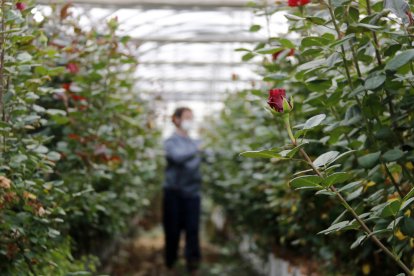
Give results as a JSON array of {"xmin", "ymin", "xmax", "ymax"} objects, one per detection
[
  {"xmin": 313, "ymin": 151, "xmax": 340, "ymax": 167},
  {"xmin": 305, "ymin": 16, "xmax": 326, "ymax": 25},
  {"xmin": 350, "ymin": 235, "xmax": 366, "ymax": 249},
  {"xmin": 330, "ymin": 150, "xmax": 356, "ymax": 164},
  {"xmin": 318, "ymin": 220, "xmax": 350, "ymax": 235},
  {"xmin": 381, "ymin": 200, "xmax": 401, "ymax": 217},
  {"xmin": 277, "ymin": 38, "xmax": 295, "ymax": 49},
  {"xmin": 249, "ymin": 25, "xmax": 261, "ymax": 32},
  {"xmin": 357, "ymin": 151, "xmax": 381, "ymax": 169},
  {"xmin": 403, "ymin": 187, "xmax": 414, "ymax": 202},
  {"xmin": 240, "ymin": 149, "xmax": 281, "ymax": 159},
  {"xmin": 303, "ymin": 114, "xmax": 326, "ymax": 130},
  {"xmin": 263, "ymin": 73, "xmax": 288, "ymax": 81},
  {"xmin": 400, "ymin": 198, "xmax": 414, "ymax": 212},
  {"xmin": 297, "ymin": 58, "xmax": 326, "ymax": 72},
  {"xmin": 385, "ymin": 49, "xmax": 414, "ymax": 72},
  {"xmin": 284, "ymin": 14, "xmax": 305, "ymax": 21},
  {"xmin": 279, "ymin": 143, "xmax": 308, "ymax": 158},
  {"xmin": 322, "ymin": 172, "xmax": 351, "ymax": 187},
  {"xmin": 382, "ymin": 149, "xmax": 405, "ymax": 162},
  {"xmin": 46, "ymin": 109, "xmax": 67, "ymax": 116},
  {"xmin": 338, "ymin": 181, "xmax": 362, "ymax": 192},
  {"xmin": 256, "ymin": 47, "xmax": 283, "ymax": 54},
  {"xmin": 289, "ymin": 175, "xmax": 323, "ymax": 190},
  {"xmin": 242, "ymin": 52, "xmax": 255, "ymax": 61},
  {"xmin": 364, "ymin": 75, "xmax": 386, "ymax": 90},
  {"xmin": 301, "ymin": 37, "xmax": 329, "ymax": 48}
]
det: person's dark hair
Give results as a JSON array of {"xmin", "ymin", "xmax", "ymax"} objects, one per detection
[
  {"xmin": 172, "ymin": 107, "xmax": 192, "ymax": 126},
  {"xmin": 172, "ymin": 107, "xmax": 191, "ymax": 119}
]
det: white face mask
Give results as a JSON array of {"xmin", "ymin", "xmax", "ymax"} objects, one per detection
[{"xmin": 181, "ymin": 120, "xmax": 193, "ymax": 132}]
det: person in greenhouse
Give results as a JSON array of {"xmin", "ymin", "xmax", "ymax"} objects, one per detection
[{"xmin": 163, "ymin": 107, "xmax": 202, "ymax": 275}]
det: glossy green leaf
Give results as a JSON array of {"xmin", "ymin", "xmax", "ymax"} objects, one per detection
[
  {"xmin": 249, "ymin": 25, "xmax": 261, "ymax": 32},
  {"xmin": 382, "ymin": 149, "xmax": 405, "ymax": 162},
  {"xmin": 381, "ymin": 200, "xmax": 401, "ymax": 217},
  {"xmin": 322, "ymin": 172, "xmax": 351, "ymax": 187},
  {"xmin": 357, "ymin": 151, "xmax": 381, "ymax": 169},
  {"xmin": 400, "ymin": 198, "xmax": 414, "ymax": 212},
  {"xmin": 240, "ymin": 149, "xmax": 281, "ymax": 159},
  {"xmin": 289, "ymin": 175, "xmax": 323, "ymax": 190},
  {"xmin": 364, "ymin": 75, "xmax": 386, "ymax": 90},
  {"xmin": 385, "ymin": 49, "xmax": 414, "ymax": 72},
  {"xmin": 313, "ymin": 151, "xmax": 340, "ymax": 167},
  {"xmin": 318, "ymin": 221, "xmax": 350, "ymax": 235},
  {"xmin": 303, "ymin": 114, "xmax": 326, "ymax": 130}
]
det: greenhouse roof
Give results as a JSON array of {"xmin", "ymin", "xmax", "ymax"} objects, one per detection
[{"xmin": 35, "ymin": 0, "xmax": 290, "ymax": 131}]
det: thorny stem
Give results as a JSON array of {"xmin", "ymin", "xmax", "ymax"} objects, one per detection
[{"xmin": 283, "ymin": 114, "xmax": 413, "ymax": 275}]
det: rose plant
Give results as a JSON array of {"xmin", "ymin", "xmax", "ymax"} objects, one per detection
[
  {"xmin": 205, "ymin": 0, "xmax": 414, "ymax": 274},
  {"xmin": 0, "ymin": 1, "xmax": 162, "ymax": 274}
]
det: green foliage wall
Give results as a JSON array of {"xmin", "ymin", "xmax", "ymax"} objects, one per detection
[
  {"xmin": 0, "ymin": 2, "xmax": 162, "ymax": 274},
  {"xmin": 204, "ymin": 1, "xmax": 414, "ymax": 275}
]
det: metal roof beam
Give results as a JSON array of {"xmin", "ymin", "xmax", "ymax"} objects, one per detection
[
  {"xmin": 36, "ymin": 0, "xmax": 252, "ymax": 10},
  {"xmin": 137, "ymin": 61, "xmax": 259, "ymax": 66},
  {"xmin": 136, "ymin": 78, "xmax": 257, "ymax": 83},
  {"xmin": 131, "ymin": 36, "xmax": 266, "ymax": 44},
  {"xmin": 144, "ymin": 91, "xmax": 227, "ymax": 102}
]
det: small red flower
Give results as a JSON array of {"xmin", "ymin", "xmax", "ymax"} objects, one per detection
[
  {"xmin": 70, "ymin": 93, "xmax": 87, "ymax": 102},
  {"xmin": 272, "ymin": 49, "xmax": 295, "ymax": 61},
  {"xmin": 16, "ymin": 2, "xmax": 26, "ymax": 11},
  {"xmin": 62, "ymin": 82, "xmax": 71, "ymax": 91},
  {"xmin": 67, "ymin": 63, "xmax": 79, "ymax": 74},
  {"xmin": 268, "ymin": 88, "xmax": 287, "ymax": 112},
  {"xmin": 288, "ymin": 0, "xmax": 309, "ymax": 6},
  {"xmin": 68, "ymin": 133, "xmax": 80, "ymax": 140},
  {"xmin": 110, "ymin": 156, "xmax": 122, "ymax": 162}
]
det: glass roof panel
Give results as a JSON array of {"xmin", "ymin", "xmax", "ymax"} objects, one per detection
[{"xmin": 36, "ymin": 0, "xmax": 290, "ymax": 132}]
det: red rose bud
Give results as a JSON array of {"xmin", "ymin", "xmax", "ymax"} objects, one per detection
[
  {"xmin": 268, "ymin": 89, "xmax": 292, "ymax": 113},
  {"xmin": 67, "ymin": 63, "xmax": 79, "ymax": 74},
  {"xmin": 299, "ymin": 0, "xmax": 310, "ymax": 5},
  {"xmin": 268, "ymin": 89, "xmax": 286, "ymax": 112},
  {"xmin": 16, "ymin": 2, "xmax": 26, "ymax": 11}
]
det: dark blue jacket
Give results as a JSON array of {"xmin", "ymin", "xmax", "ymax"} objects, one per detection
[{"xmin": 164, "ymin": 132, "xmax": 202, "ymax": 197}]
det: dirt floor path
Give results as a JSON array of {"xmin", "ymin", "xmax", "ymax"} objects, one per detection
[{"xmin": 104, "ymin": 227, "xmax": 259, "ymax": 276}]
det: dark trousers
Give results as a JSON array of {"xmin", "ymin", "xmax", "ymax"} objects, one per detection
[{"xmin": 162, "ymin": 188, "xmax": 201, "ymax": 271}]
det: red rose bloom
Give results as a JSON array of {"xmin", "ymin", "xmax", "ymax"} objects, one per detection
[
  {"xmin": 288, "ymin": 0, "xmax": 298, "ymax": 6},
  {"xmin": 67, "ymin": 63, "xmax": 79, "ymax": 74},
  {"xmin": 268, "ymin": 88, "xmax": 286, "ymax": 112},
  {"xmin": 16, "ymin": 2, "xmax": 26, "ymax": 11}
]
